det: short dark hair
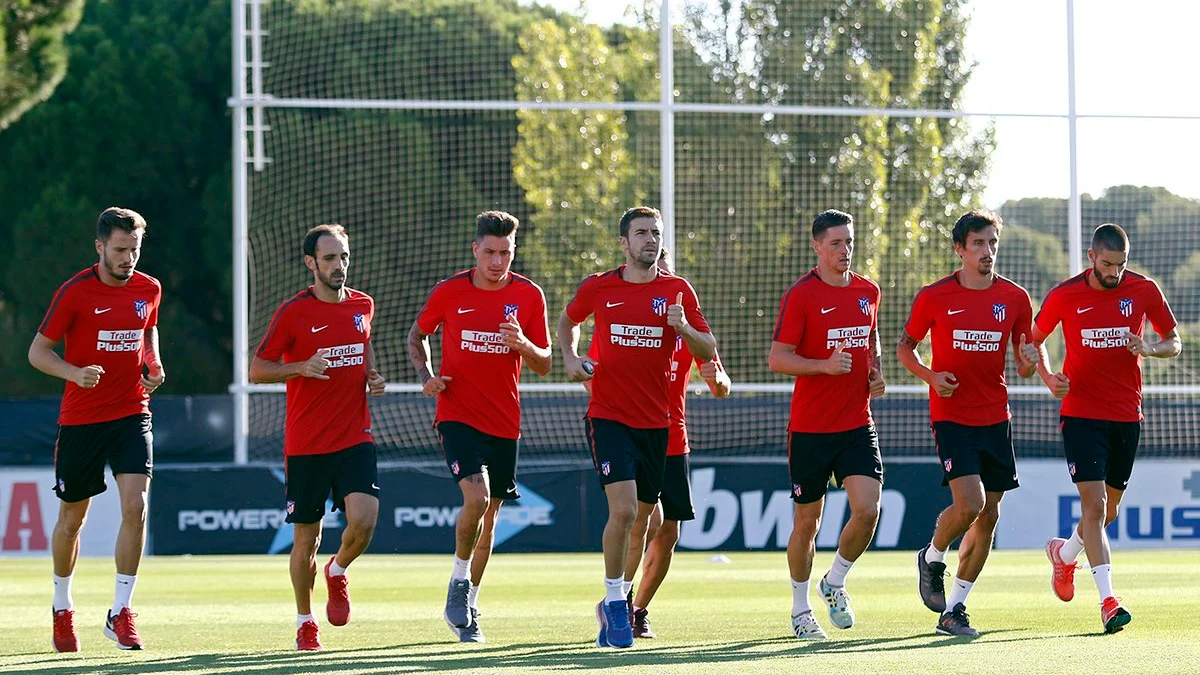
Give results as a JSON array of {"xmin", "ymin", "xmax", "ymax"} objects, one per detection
[
  {"xmin": 952, "ymin": 209, "xmax": 1003, "ymax": 247},
  {"xmin": 619, "ymin": 206, "xmax": 662, "ymax": 238},
  {"xmin": 476, "ymin": 210, "xmax": 519, "ymax": 240},
  {"xmin": 812, "ymin": 209, "xmax": 853, "ymax": 240},
  {"xmin": 96, "ymin": 207, "xmax": 147, "ymax": 242},
  {"xmin": 303, "ymin": 224, "xmax": 347, "ymax": 258},
  {"xmin": 1091, "ymin": 223, "xmax": 1129, "ymax": 253}
]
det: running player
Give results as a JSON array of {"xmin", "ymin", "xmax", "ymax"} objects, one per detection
[
  {"xmin": 586, "ymin": 248, "xmax": 732, "ymax": 639},
  {"xmin": 898, "ymin": 208, "xmax": 1037, "ymax": 637},
  {"xmin": 769, "ymin": 209, "xmax": 886, "ymax": 640},
  {"xmin": 1034, "ymin": 223, "xmax": 1181, "ymax": 634},
  {"xmin": 250, "ymin": 224, "xmax": 387, "ymax": 651},
  {"xmin": 30, "ymin": 207, "xmax": 164, "ymax": 652},
  {"xmin": 559, "ymin": 206, "xmax": 716, "ymax": 649},
  {"xmin": 408, "ymin": 210, "xmax": 552, "ymax": 643}
]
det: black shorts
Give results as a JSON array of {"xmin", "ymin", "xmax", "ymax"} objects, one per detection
[
  {"xmin": 54, "ymin": 413, "xmax": 153, "ymax": 503},
  {"xmin": 285, "ymin": 442, "xmax": 380, "ymax": 524},
  {"xmin": 1060, "ymin": 416, "xmax": 1141, "ymax": 489},
  {"xmin": 660, "ymin": 454, "xmax": 695, "ymax": 522},
  {"xmin": 436, "ymin": 421, "xmax": 521, "ymax": 500},
  {"xmin": 931, "ymin": 420, "xmax": 1019, "ymax": 493},
  {"xmin": 586, "ymin": 417, "xmax": 668, "ymax": 505},
  {"xmin": 788, "ymin": 424, "xmax": 883, "ymax": 505}
]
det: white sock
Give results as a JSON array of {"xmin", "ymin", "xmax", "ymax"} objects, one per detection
[
  {"xmin": 825, "ymin": 552, "xmax": 854, "ymax": 587},
  {"xmin": 53, "ymin": 573, "xmax": 74, "ymax": 611},
  {"xmin": 604, "ymin": 577, "xmax": 624, "ymax": 603},
  {"xmin": 1060, "ymin": 529, "xmax": 1085, "ymax": 563},
  {"xmin": 297, "ymin": 613, "xmax": 315, "ymax": 628},
  {"xmin": 944, "ymin": 577, "xmax": 974, "ymax": 612},
  {"xmin": 328, "ymin": 558, "xmax": 348, "ymax": 576},
  {"xmin": 1092, "ymin": 564, "xmax": 1114, "ymax": 600},
  {"xmin": 925, "ymin": 543, "xmax": 946, "ymax": 564},
  {"xmin": 111, "ymin": 573, "xmax": 137, "ymax": 614},
  {"xmin": 451, "ymin": 556, "xmax": 470, "ymax": 581},
  {"xmin": 790, "ymin": 579, "xmax": 811, "ymax": 616},
  {"xmin": 621, "ymin": 579, "xmax": 633, "ymax": 598},
  {"xmin": 468, "ymin": 584, "xmax": 480, "ymax": 610}
]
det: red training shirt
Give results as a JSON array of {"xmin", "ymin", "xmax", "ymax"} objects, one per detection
[
  {"xmin": 588, "ymin": 335, "xmax": 723, "ymax": 455},
  {"xmin": 903, "ymin": 272, "xmax": 1033, "ymax": 426},
  {"xmin": 416, "ymin": 270, "xmax": 549, "ymax": 440},
  {"xmin": 256, "ymin": 287, "xmax": 375, "ymax": 456},
  {"xmin": 773, "ymin": 269, "xmax": 880, "ymax": 434},
  {"xmin": 38, "ymin": 266, "xmax": 162, "ymax": 426},
  {"xmin": 566, "ymin": 267, "xmax": 711, "ymax": 430},
  {"xmin": 1035, "ymin": 270, "xmax": 1176, "ymax": 422}
]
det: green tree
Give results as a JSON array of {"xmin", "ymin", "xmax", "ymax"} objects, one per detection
[
  {"xmin": 512, "ymin": 18, "xmax": 653, "ymax": 315},
  {"xmin": 670, "ymin": 0, "xmax": 994, "ymax": 382},
  {"xmin": 0, "ymin": 0, "xmax": 83, "ymax": 129},
  {"xmin": 0, "ymin": 0, "xmax": 232, "ymax": 394}
]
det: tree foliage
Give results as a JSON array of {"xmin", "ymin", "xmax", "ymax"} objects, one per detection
[{"xmin": 0, "ymin": 0, "xmax": 83, "ymax": 129}]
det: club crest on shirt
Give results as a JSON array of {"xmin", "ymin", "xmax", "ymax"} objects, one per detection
[
  {"xmin": 993, "ymin": 303, "xmax": 1006, "ymax": 322},
  {"xmin": 858, "ymin": 297, "xmax": 871, "ymax": 316},
  {"xmin": 1119, "ymin": 298, "xmax": 1133, "ymax": 318},
  {"xmin": 286, "ymin": 500, "xmax": 296, "ymax": 514},
  {"xmin": 651, "ymin": 297, "xmax": 668, "ymax": 317},
  {"xmin": 57, "ymin": 478, "xmax": 66, "ymax": 493},
  {"xmin": 943, "ymin": 459, "xmax": 953, "ymax": 473},
  {"xmin": 134, "ymin": 299, "xmax": 149, "ymax": 320},
  {"xmin": 1068, "ymin": 462, "xmax": 1076, "ymax": 477},
  {"xmin": 353, "ymin": 313, "xmax": 366, "ymax": 333},
  {"xmin": 503, "ymin": 303, "xmax": 519, "ymax": 318},
  {"xmin": 450, "ymin": 460, "xmax": 460, "ymax": 476},
  {"xmin": 601, "ymin": 461, "xmax": 611, "ymax": 476},
  {"xmin": 792, "ymin": 483, "xmax": 803, "ymax": 497}
]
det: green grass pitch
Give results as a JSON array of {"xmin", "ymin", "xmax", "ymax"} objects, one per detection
[{"xmin": 2, "ymin": 550, "xmax": 1197, "ymax": 674}]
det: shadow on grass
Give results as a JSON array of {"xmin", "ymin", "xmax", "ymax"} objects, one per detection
[{"xmin": 6, "ymin": 628, "xmax": 1110, "ymax": 675}]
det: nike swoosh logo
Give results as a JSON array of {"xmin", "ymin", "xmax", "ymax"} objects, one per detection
[
  {"xmin": 311, "ymin": 325, "xmax": 328, "ymax": 333},
  {"xmin": 820, "ymin": 307, "xmax": 835, "ymax": 314},
  {"xmin": 947, "ymin": 309, "xmax": 966, "ymax": 315},
  {"xmin": 94, "ymin": 308, "xmax": 112, "ymax": 314},
  {"xmin": 1076, "ymin": 307, "xmax": 1093, "ymax": 314},
  {"xmin": 457, "ymin": 308, "xmax": 475, "ymax": 314},
  {"xmin": 606, "ymin": 301, "xmax": 624, "ymax": 308},
  {"xmin": 371, "ymin": 483, "xmax": 380, "ymax": 490}
]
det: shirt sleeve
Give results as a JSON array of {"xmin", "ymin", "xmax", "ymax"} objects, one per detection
[
  {"xmin": 523, "ymin": 285, "xmax": 551, "ymax": 349},
  {"xmin": 1034, "ymin": 287, "xmax": 1063, "ymax": 335},
  {"xmin": 772, "ymin": 284, "xmax": 805, "ymax": 346},
  {"xmin": 1145, "ymin": 280, "xmax": 1178, "ymax": 336},
  {"xmin": 903, "ymin": 288, "xmax": 932, "ymax": 343},
  {"xmin": 1011, "ymin": 287, "xmax": 1034, "ymax": 346},
  {"xmin": 564, "ymin": 276, "xmax": 597, "ymax": 325},
  {"xmin": 416, "ymin": 283, "xmax": 446, "ymax": 336},
  {"xmin": 36, "ymin": 280, "xmax": 78, "ymax": 342},
  {"xmin": 147, "ymin": 279, "xmax": 162, "ymax": 328},
  {"xmin": 678, "ymin": 279, "xmax": 711, "ymax": 334},
  {"xmin": 255, "ymin": 302, "xmax": 294, "ymax": 361},
  {"xmin": 871, "ymin": 283, "xmax": 882, "ymax": 333},
  {"xmin": 366, "ymin": 294, "xmax": 376, "ymax": 341}
]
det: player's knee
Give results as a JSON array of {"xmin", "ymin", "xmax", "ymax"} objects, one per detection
[
  {"xmin": 120, "ymin": 497, "xmax": 148, "ymax": 525},
  {"xmin": 850, "ymin": 500, "xmax": 880, "ymax": 528},
  {"xmin": 1080, "ymin": 497, "xmax": 1106, "ymax": 522},
  {"xmin": 791, "ymin": 514, "xmax": 821, "ymax": 541},
  {"xmin": 460, "ymin": 492, "xmax": 489, "ymax": 518},
  {"xmin": 977, "ymin": 503, "xmax": 1001, "ymax": 529},
  {"xmin": 657, "ymin": 521, "xmax": 680, "ymax": 548},
  {"xmin": 56, "ymin": 512, "xmax": 87, "ymax": 538},
  {"xmin": 609, "ymin": 501, "xmax": 638, "ymax": 526},
  {"xmin": 954, "ymin": 493, "xmax": 985, "ymax": 519}
]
